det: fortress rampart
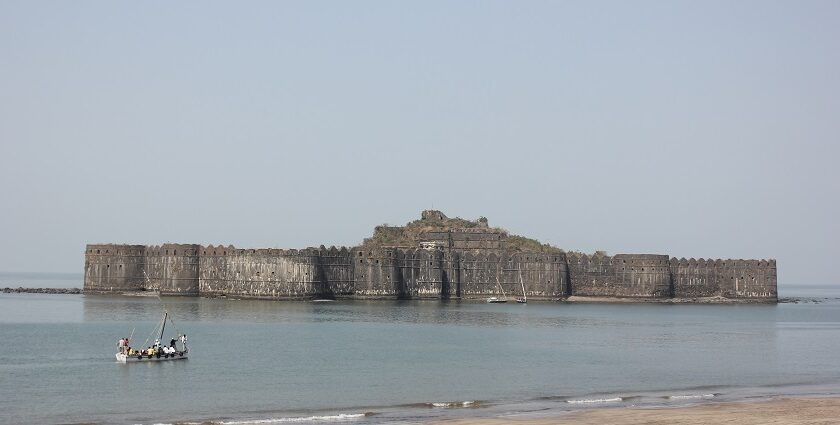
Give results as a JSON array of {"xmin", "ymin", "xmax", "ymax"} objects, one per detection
[
  {"xmin": 84, "ymin": 210, "xmax": 776, "ymax": 302},
  {"xmin": 85, "ymin": 247, "xmax": 776, "ymax": 302}
]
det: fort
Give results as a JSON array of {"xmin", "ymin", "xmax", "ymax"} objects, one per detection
[{"xmin": 84, "ymin": 210, "xmax": 777, "ymax": 302}]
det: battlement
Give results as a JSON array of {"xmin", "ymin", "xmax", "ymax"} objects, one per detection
[
  {"xmin": 84, "ymin": 211, "xmax": 777, "ymax": 302},
  {"xmin": 670, "ymin": 257, "xmax": 777, "ymax": 268}
]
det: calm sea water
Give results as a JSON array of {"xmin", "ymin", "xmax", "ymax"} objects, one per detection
[
  {"xmin": 1, "ymin": 275, "xmax": 840, "ymax": 424},
  {"xmin": 0, "ymin": 271, "xmax": 82, "ymax": 289}
]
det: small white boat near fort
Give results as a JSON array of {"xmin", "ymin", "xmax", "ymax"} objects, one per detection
[
  {"xmin": 116, "ymin": 311, "xmax": 189, "ymax": 363},
  {"xmin": 487, "ymin": 274, "xmax": 508, "ymax": 303}
]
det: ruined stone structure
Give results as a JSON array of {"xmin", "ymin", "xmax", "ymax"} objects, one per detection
[{"xmin": 84, "ymin": 211, "xmax": 777, "ymax": 302}]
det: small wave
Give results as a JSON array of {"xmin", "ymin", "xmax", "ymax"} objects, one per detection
[
  {"xmin": 535, "ymin": 395, "xmax": 569, "ymax": 401},
  {"xmin": 565, "ymin": 397, "xmax": 623, "ymax": 404},
  {"xmin": 216, "ymin": 413, "xmax": 369, "ymax": 424},
  {"xmin": 427, "ymin": 401, "xmax": 479, "ymax": 408},
  {"xmin": 666, "ymin": 393, "xmax": 716, "ymax": 400}
]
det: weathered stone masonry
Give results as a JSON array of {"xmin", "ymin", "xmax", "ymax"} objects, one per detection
[{"xmin": 85, "ymin": 246, "xmax": 777, "ymax": 302}]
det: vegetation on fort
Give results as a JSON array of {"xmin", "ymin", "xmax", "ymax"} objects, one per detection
[
  {"xmin": 505, "ymin": 235, "xmax": 565, "ymax": 254},
  {"xmin": 361, "ymin": 212, "xmax": 564, "ymax": 254}
]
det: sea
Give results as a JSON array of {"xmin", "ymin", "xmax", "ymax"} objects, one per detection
[{"xmin": 1, "ymin": 272, "xmax": 840, "ymax": 424}]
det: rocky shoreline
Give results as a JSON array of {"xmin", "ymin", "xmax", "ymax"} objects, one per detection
[{"xmin": 2, "ymin": 287, "xmax": 82, "ymax": 294}]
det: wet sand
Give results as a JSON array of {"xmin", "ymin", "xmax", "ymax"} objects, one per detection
[{"xmin": 435, "ymin": 397, "xmax": 840, "ymax": 424}]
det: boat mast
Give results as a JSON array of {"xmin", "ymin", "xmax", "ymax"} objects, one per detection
[
  {"xmin": 159, "ymin": 311, "xmax": 168, "ymax": 341},
  {"xmin": 496, "ymin": 272, "xmax": 507, "ymax": 300},
  {"xmin": 519, "ymin": 269, "xmax": 527, "ymax": 303}
]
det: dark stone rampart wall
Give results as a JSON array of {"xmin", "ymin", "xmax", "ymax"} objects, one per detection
[
  {"xmin": 456, "ymin": 252, "xmax": 568, "ymax": 298},
  {"xmin": 567, "ymin": 253, "xmax": 673, "ymax": 298},
  {"xmin": 84, "ymin": 244, "xmax": 776, "ymax": 301},
  {"xmin": 84, "ymin": 244, "xmax": 146, "ymax": 292},
  {"xmin": 670, "ymin": 258, "xmax": 777, "ymax": 299},
  {"xmin": 353, "ymin": 248, "xmax": 445, "ymax": 298},
  {"xmin": 199, "ymin": 248, "xmax": 322, "ymax": 299},
  {"xmin": 84, "ymin": 244, "xmax": 200, "ymax": 295},
  {"xmin": 144, "ymin": 244, "xmax": 200, "ymax": 296}
]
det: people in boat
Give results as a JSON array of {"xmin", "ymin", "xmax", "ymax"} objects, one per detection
[{"xmin": 117, "ymin": 337, "xmax": 126, "ymax": 354}]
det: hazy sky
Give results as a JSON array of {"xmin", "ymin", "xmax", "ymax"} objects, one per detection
[{"xmin": 1, "ymin": 1, "xmax": 837, "ymax": 285}]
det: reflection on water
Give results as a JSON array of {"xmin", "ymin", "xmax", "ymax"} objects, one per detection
[{"xmin": 81, "ymin": 295, "xmax": 638, "ymax": 329}]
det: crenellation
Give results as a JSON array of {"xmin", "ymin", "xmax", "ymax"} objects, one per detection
[{"xmin": 84, "ymin": 211, "xmax": 777, "ymax": 302}]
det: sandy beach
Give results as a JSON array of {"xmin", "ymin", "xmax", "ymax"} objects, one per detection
[{"xmin": 434, "ymin": 397, "xmax": 840, "ymax": 425}]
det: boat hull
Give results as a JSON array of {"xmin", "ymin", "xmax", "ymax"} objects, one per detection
[{"xmin": 116, "ymin": 352, "xmax": 188, "ymax": 363}]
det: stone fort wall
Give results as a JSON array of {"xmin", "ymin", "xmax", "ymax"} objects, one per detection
[{"xmin": 84, "ymin": 244, "xmax": 776, "ymax": 301}]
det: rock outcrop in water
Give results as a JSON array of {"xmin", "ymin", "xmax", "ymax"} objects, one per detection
[
  {"xmin": 2, "ymin": 287, "xmax": 82, "ymax": 294},
  {"xmin": 83, "ymin": 210, "xmax": 777, "ymax": 302}
]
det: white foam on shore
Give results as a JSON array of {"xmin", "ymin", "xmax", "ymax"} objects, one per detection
[
  {"xmin": 566, "ymin": 397, "xmax": 623, "ymax": 404},
  {"xmin": 430, "ymin": 400, "xmax": 477, "ymax": 408},
  {"xmin": 667, "ymin": 393, "xmax": 715, "ymax": 399},
  {"xmin": 217, "ymin": 413, "xmax": 367, "ymax": 424}
]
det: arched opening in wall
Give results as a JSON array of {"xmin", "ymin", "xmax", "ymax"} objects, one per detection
[
  {"xmin": 360, "ymin": 260, "xmax": 363, "ymax": 264},
  {"xmin": 97, "ymin": 250, "xmax": 100, "ymax": 254}
]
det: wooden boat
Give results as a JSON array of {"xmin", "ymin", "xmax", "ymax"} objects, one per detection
[
  {"xmin": 116, "ymin": 349, "xmax": 188, "ymax": 363},
  {"xmin": 116, "ymin": 311, "xmax": 189, "ymax": 363},
  {"xmin": 487, "ymin": 297, "xmax": 508, "ymax": 303}
]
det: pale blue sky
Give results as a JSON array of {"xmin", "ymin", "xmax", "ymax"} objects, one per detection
[{"xmin": 1, "ymin": 1, "xmax": 837, "ymax": 284}]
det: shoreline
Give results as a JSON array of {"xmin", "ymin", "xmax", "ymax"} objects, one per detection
[
  {"xmin": 77, "ymin": 290, "xmax": 780, "ymax": 304},
  {"xmin": 433, "ymin": 396, "xmax": 840, "ymax": 425}
]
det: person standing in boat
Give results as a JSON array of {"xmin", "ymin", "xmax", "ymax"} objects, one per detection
[{"xmin": 117, "ymin": 337, "xmax": 125, "ymax": 354}]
